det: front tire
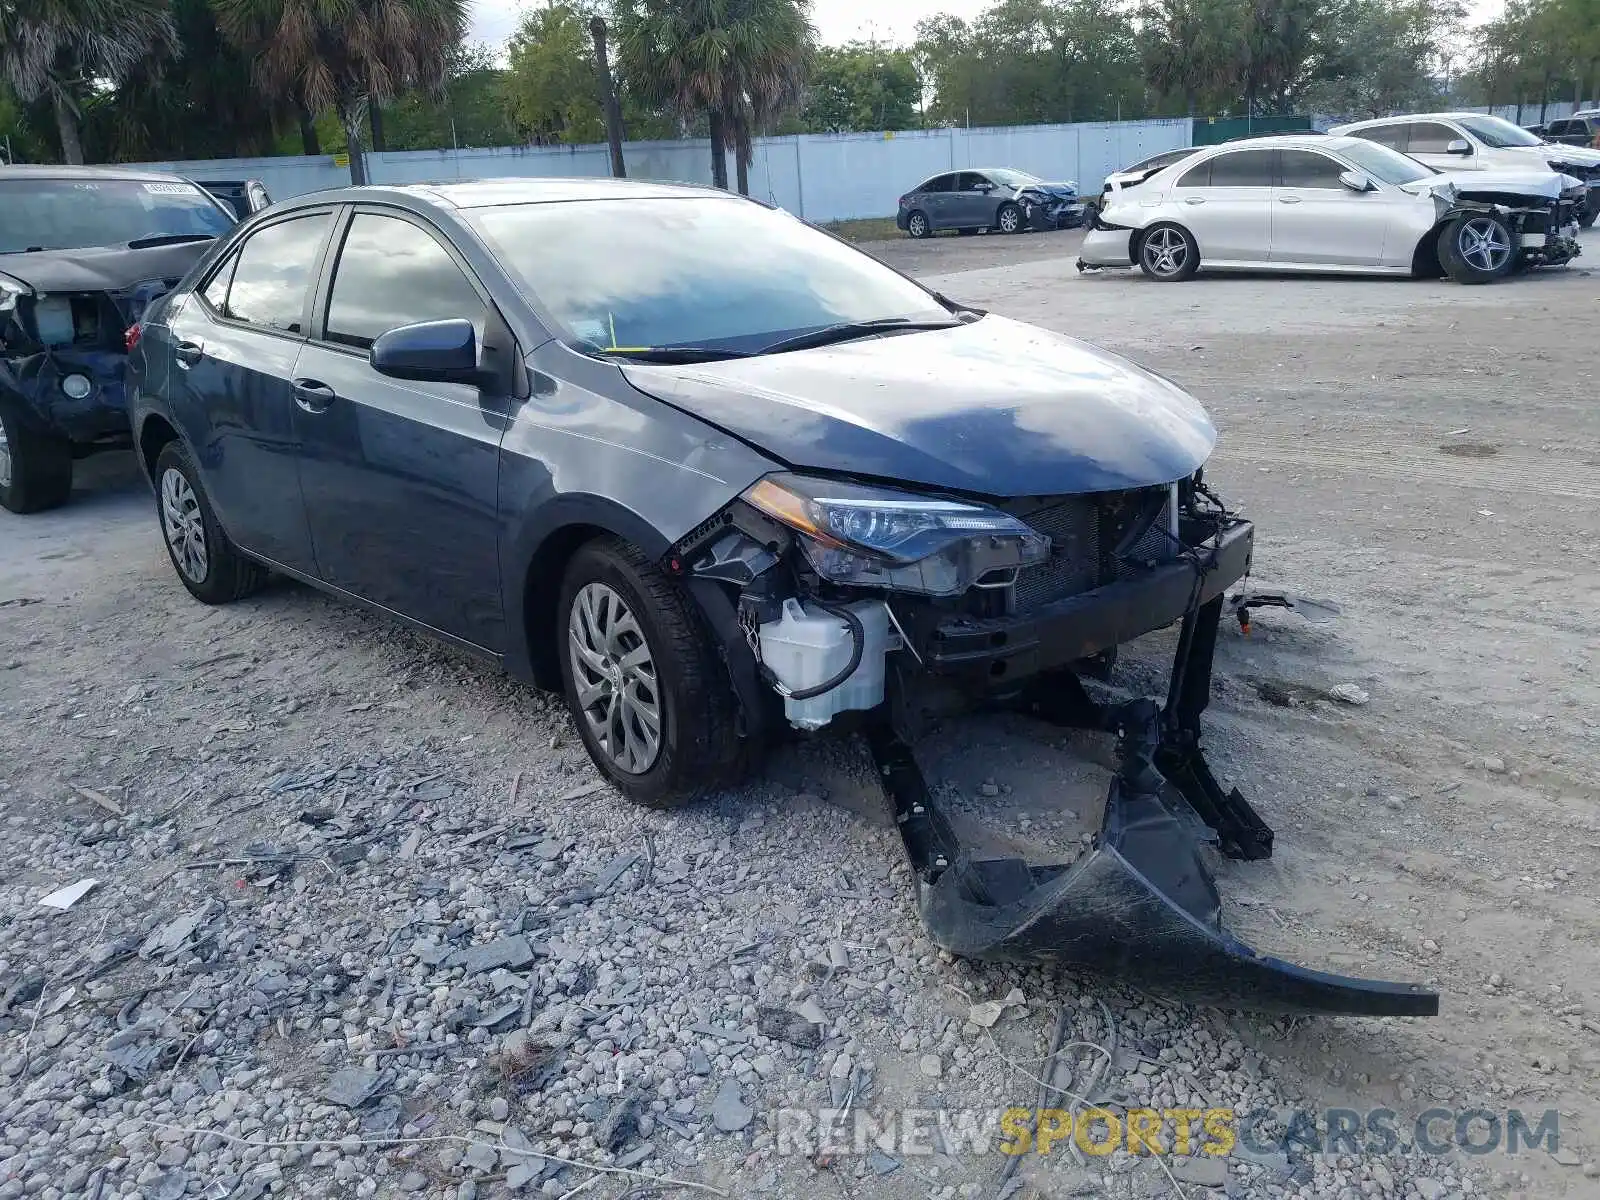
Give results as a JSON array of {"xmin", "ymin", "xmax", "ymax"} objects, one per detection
[
  {"xmin": 1440, "ymin": 214, "xmax": 1516, "ymax": 284},
  {"xmin": 557, "ymin": 537, "xmax": 743, "ymax": 809},
  {"xmin": 1137, "ymin": 223, "xmax": 1200, "ymax": 281},
  {"xmin": 906, "ymin": 210, "xmax": 931, "ymax": 239},
  {"xmin": 0, "ymin": 402, "xmax": 73, "ymax": 514},
  {"xmin": 995, "ymin": 202, "xmax": 1023, "ymax": 234},
  {"xmin": 153, "ymin": 440, "xmax": 266, "ymax": 604}
]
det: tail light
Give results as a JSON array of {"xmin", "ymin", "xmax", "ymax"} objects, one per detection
[{"xmin": 125, "ymin": 323, "xmax": 142, "ymax": 353}]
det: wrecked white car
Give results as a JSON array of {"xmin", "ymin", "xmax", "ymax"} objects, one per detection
[{"xmin": 1079, "ymin": 133, "xmax": 1583, "ymax": 284}]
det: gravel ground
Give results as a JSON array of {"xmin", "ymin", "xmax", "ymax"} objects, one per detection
[{"xmin": 3, "ymin": 236, "xmax": 1598, "ymax": 1200}]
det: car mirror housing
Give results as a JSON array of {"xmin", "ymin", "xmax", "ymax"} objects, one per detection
[
  {"xmin": 370, "ymin": 319, "xmax": 481, "ymax": 386},
  {"xmin": 1445, "ymin": 138, "xmax": 1473, "ymax": 155},
  {"xmin": 1338, "ymin": 170, "xmax": 1375, "ymax": 192}
]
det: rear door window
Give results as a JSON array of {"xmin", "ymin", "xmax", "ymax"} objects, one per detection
[
  {"xmin": 1407, "ymin": 122, "xmax": 1459, "ymax": 153},
  {"xmin": 1354, "ymin": 123, "xmax": 1407, "ymax": 151},
  {"xmin": 918, "ymin": 175, "xmax": 953, "ymax": 194},
  {"xmin": 324, "ymin": 213, "xmax": 485, "ymax": 349},
  {"xmin": 223, "ymin": 213, "xmax": 332, "ymax": 334},
  {"xmin": 1277, "ymin": 150, "xmax": 1347, "ymax": 189},
  {"xmin": 1206, "ymin": 151, "xmax": 1275, "ymax": 187}
]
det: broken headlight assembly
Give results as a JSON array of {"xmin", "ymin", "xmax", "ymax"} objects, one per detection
[
  {"xmin": 743, "ymin": 472, "xmax": 1050, "ymax": 596},
  {"xmin": 0, "ymin": 274, "xmax": 25, "ymax": 315}
]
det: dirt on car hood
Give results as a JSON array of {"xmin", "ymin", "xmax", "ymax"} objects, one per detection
[{"xmin": 621, "ymin": 314, "xmax": 1217, "ymax": 497}]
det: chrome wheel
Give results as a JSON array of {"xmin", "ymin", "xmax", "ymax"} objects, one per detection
[
  {"xmin": 568, "ymin": 581, "xmax": 661, "ymax": 774},
  {"xmin": 0, "ymin": 418, "xmax": 11, "ymax": 490},
  {"xmin": 1458, "ymin": 217, "xmax": 1512, "ymax": 274},
  {"xmin": 998, "ymin": 205, "xmax": 1021, "ymax": 233},
  {"xmin": 1142, "ymin": 227, "xmax": 1189, "ymax": 277},
  {"xmin": 160, "ymin": 467, "xmax": 208, "ymax": 583}
]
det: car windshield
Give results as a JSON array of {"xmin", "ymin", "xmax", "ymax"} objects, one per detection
[
  {"xmin": 1456, "ymin": 115, "xmax": 1545, "ymax": 148},
  {"xmin": 985, "ymin": 169, "xmax": 1041, "ymax": 188},
  {"xmin": 1338, "ymin": 140, "xmax": 1436, "ymax": 185},
  {"xmin": 469, "ymin": 196, "xmax": 954, "ymax": 355},
  {"xmin": 0, "ymin": 178, "xmax": 234, "ymax": 254}
]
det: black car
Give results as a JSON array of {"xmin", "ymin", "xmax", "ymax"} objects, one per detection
[
  {"xmin": 126, "ymin": 178, "xmax": 1437, "ymax": 1017},
  {"xmin": 198, "ymin": 179, "xmax": 274, "ymax": 221},
  {"xmin": 0, "ymin": 165, "xmax": 237, "ymax": 512},
  {"xmin": 1542, "ymin": 114, "xmax": 1600, "ymax": 147}
]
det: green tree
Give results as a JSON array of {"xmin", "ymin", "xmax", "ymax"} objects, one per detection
[
  {"xmin": 1304, "ymin": 0, "xmax": 1453, "ymax": 119},
  {"xmin": 213, "ymin": 0, "xmax": 468, "ymax": 182},
  {"xmin": 504, "ymin": 2, "xmax": 606, "ymax": 144},
  {"xmin": 615, "ymin": 0, "xmax": 815, "ymax": 192},
  {"xmin": 799, "ymin": 41, "xmax": 919, "ymax": 131},
  {"xmin": 0, "ymin": 0, "xmax": 176, "ymax": 163}
]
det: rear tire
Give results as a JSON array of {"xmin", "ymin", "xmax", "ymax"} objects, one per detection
[
  {"xmin": 995, "ymin": 202, "xmax": 1023, "ymax": 234},
  {"xmin": 153, "ymin": 440, "xmax": 266, "ymax": 604},
  {"xmin": 1440, "ymin": 213, "xmax": 1516, "ymax": 284},
  {"xmin": 0, "ymin": 402, "xmax": 73, "ymax": 514},
  {"xmin": 557, "ymin": 536, "xmax": 743, "ymax": 809},
  {"xmin": 1137, "ymin": 223, "xmax": 1200, "ymax": 282},
  {"xmin": 906, "ymin": 210, "xmax": 931, "ymax": 239}
]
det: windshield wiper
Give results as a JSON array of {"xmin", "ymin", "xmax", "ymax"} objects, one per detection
[
  {"xmin": 755, "ymin": 316, "xmax": 966, "ymax": 357},
  {"xmin": 592, "ymin": 345, "xmax": 753, "ymax": 364},
  {"xmin": 127, "ymin": 233, "xmax": 217, "ymax": 249}
]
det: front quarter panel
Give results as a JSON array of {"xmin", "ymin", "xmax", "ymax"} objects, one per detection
[{"xmin": 498, "ymin": 341, "xmax": 780, "ymax": 679}]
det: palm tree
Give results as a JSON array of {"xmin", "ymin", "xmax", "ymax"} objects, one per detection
[
  {"xmin": 0, "ymin": 0, "xmax": 176, "ymax": 163},
  {"xmin": 212, "ymin": 0, "xmax": 467, "ymax": 183},
  {"xmin": 616, "ymin": 0, "xmax": 814, "ymax": 193}
]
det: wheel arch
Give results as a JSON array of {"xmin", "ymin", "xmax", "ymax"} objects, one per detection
[
  {"xmin": 1411, "ymin": 221, "xmax": 1449, "ymax": 277},
  {"xmin": 507, "ymin": 495, "xmax": 674, "ymax": 690},
  {"xmin": 136, "ymin": 412, "xmax": 181, "ymax": 484}
]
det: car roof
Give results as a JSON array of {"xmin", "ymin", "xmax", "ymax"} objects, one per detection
[
  {"xmin": 1198, "ymin": 134, "xmax": 1362, "ymax": 152},
  {"xmin": 0, "ymin": 163, "xmax": 194, "ymax": 183},
  {"xmin": 1333, "ymin": 112, "xmax": 1499, "ymax": 131},
  {"xmin": 276, "ymin": 176, "xmax": 731, "ymax": 212}
]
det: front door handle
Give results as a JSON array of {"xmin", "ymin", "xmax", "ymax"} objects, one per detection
[
  {"xmin": 174, "ymin": 340, "xmax": 205, "ymax": 368},
  {"xmin": 292, "ymin": 378, "xmax": 338, "ymax": 414},
  {"xmin": 1183, "ymin": 196, "xmax": 1205, "ymax": 205},
  {"xmin": 1278, "ymin": 195, "xmax": 1303, "ymax": 204}
]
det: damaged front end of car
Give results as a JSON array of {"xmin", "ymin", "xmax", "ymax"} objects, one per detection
[
  {"xmin": 0, "ymin": 269, "xmax": 175, "ymax": 450},
  {"xmin": 1017, "ymin": 184, "xmax": 1088, "ymax": 231},
  {"xmin": 1424, "ymin": 173, "xmax": 1586, "ymax": 269},
  {"xmin": 664, "ymin": 470, "xmax": 1440, "ymax": 1018}
]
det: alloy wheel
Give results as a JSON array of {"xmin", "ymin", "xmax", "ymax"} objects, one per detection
[
  {"xmin": 160, "ymin": 467, "xmax": 209, "ymax": 583},
  {"xmin": 0, "ymin": 418, "xmax": 11, "ymax": 490},
  {"xmin": 908, "ymin": 213, "xmax": 928, "ymax": 237},
  {"xmin": 1142, "ymin": 227, "xmax": 1188, "ymax": 277},
  {"xmin": 998, "ymin": 206, "xmax": 1020, "ymax": 233},
  {"xmin": 1458, "ymin": 217, "xmax": 1511, "ymax": 274},
  {"xmin": 568, "ymin": 581, "xmax": 662, "ymax": 774}
]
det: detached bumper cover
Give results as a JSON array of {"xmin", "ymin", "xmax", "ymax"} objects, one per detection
[{"xmin": 1079, "ymin": 225, "xmax": 1136, "ymax": 267}]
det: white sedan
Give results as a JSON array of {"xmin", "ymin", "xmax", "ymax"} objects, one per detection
[{"xmin": 1079, "ymin": 134, "xmax": 1583, "ymax": 284}]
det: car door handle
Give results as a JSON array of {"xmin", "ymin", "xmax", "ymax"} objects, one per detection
[
  {"xmin": 292, "ymin": 379, "xmax": 338, "ymax": 414},
  {"xmin": 1278, "ymin": 196, "xmax": 1303, "ymax": 204},
  {"xmin": 174, "ymin": 340, "xmax": 205, "ymax": 367},
  {"xmin": 1183, "ymin": 196, "xmax": 1205, "ymax": 205}
]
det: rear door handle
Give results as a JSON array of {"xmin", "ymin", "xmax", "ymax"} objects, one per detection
[
  {"xmin": 1278, "ymin": 195, "xmax": 1303, "ymax": 204},
  {"xmin": 292, "ymin": 379, "xmax": 338, "ymax": 414},
  {"xmin": 1183, "ymin": 196, "xmax": 1205, "ymax": 205},
  {"xmin": 174, "ymin": 340, "xmax": 205, "ymax": 367}
]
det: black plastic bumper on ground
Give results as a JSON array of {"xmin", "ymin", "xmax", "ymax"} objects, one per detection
[
  {"xmin": 872, "ymin": 589, "xmax": 1440, "ymax": 1018},
  {"xmin": 923, "ymin": 517, "xmax": 1253, "ymax": 684}
]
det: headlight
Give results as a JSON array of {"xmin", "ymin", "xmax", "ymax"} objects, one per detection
[
  {"xmin": 743, "ymin": 472, "xmax": 1051, "ymax": 597},
  {"xmin": 0, "ymin": 274, "xmax": 26, "ymax": 315}
]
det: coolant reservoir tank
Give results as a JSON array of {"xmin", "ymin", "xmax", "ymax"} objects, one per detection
[{"xmin": 758, "ymin": 598, "xmax": 896, "ymax": 730}]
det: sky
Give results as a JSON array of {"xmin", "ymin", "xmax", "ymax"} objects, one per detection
[{"xmin": 470, "ymin": 0, "xmax": 1503, "ymax": 59}]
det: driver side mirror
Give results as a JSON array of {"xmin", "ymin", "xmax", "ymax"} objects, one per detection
[
  {"xmin": 973, "ymin": 180, "xmax": 995, "ymax": 192},
  {"xmin": 1445, "ymin": 138, "xmax": 1473, "ymax": 155},
  {"xmin": 370, "ymin": 318, "xmax": 481, "ymax": 386},
  {"xmin": 1338, "ymin": 170, "xmax": 1375, "ymax": 193}
]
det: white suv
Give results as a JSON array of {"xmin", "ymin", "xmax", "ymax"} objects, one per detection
[{"xmin": 1330, "ymin": 112, "xmax": 1600, "ymax": 225}]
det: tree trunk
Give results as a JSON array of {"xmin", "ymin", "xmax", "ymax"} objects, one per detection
[
  {"xmin": 369, "ymin": 104, "xmax": 386, "ymax": 152},
  {"xmin": 52, "ymin": 90, "xmax": 84, "ymax": 165},
  {"xmin": 339, "ymin": 97, "xmax": 370, "ymax": 185},
  {"xmin": 708, "ymin": 109, "xmax": 729, "ymax": 189},
  {"xmin": 735, "ymin": 128, "xmax": 750, "ymax": 196},
  {"xmin": 297, "ymin": 104, "xmax": 321, "ymax": 155},
  {"xmin": 589, "ymin": 16, "xmax": 627, "ymax": 178}
]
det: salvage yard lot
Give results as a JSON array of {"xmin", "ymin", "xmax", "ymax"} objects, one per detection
[{"xmin": 3, "ymin": 234, "xmax": 1598, "ymax": 1200}]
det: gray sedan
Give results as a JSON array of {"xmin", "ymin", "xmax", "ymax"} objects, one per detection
[{"xmin": 895, "ymin": 168, "xmax": 1078, "ymax": 237}]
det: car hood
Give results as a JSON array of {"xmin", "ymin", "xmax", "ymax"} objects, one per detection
[
  {"xmin": 1512, "ymin": 142, "xmax": 1600, "ymax": 167},
  {"xmin": 0, "ymin": 239, "xmax": 216, "ymax": 294},
  {"xmin": 620, "ymin": 315, "xmax": 1216, "ymax": 497},
  {"xmin": 1401, "ymin": 167, "xmax": 1581, "ymax": 199},
  {"xmin": 1018, "ymin": 181, "xmax": 1080, "ymax": 198}
]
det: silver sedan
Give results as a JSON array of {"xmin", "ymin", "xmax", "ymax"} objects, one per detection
[{"xmin": 1080, "ymin": 134, "xmax": 1583, "ymax": 284}]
